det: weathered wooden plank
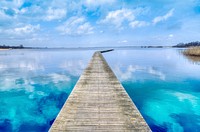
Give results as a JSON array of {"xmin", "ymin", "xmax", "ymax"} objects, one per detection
[{"xmin": 49, "ymin": 52, "xmax": 151, "ymax": 132}]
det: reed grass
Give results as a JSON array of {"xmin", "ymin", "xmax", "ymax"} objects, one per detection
[{"xmin": 183, "ymin": 47, "xmax": 200, "ymax": 56}]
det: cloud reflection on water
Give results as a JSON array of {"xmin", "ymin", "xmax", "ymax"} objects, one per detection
[
  {"xmin": 1, "ymin": 49, "xmax": 200, "ymax": 131},
  {"xmin": 0, "ymin": 49, "xmax": 92, "ymax": 131},
  {"xmin": 104, "ymin": 48, "xmax": 200, "ymax": 132},
  {"xmin": 114, "ymin": 65, "xmax": 165, "ymax": 81}
]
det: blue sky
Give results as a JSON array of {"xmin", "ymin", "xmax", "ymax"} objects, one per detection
[{"xmin": 0, "ymin": 0, "xmax": 200, "ymax": 47}]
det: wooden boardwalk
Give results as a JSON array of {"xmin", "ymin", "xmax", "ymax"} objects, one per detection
[{"xmin": 50, "ymin": 52, "xmax": 151, "ymax": 132}]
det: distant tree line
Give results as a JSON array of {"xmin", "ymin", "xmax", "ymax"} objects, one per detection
[
  {"xmin": 0, "ymin": 45, "xmax": 24, "ymax": 49},
  {"xmin": 173, "ymin": 41, "xmax": 200, "ymax": 48},
  {"xmin": 141, "ymin": 46, "xmax": 163, "ymax": 48}
]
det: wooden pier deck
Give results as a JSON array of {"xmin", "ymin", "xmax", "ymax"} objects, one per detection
[{"xmin": 50, "ymin": 52, "xmax": 151, "ymax": 131}]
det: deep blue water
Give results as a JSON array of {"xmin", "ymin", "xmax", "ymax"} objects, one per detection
[{"xmin": 0, "ymin": 48, "xmax": 200, "ymax": 132}]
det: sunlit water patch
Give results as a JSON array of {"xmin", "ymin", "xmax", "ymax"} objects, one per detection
[
  {"xmin": 0, "ymin": 49, "xmax": 93, "ymax": 131},
  {"xmin": 104, "ymin": 48, "xmax": 200, "ymax": 132}
]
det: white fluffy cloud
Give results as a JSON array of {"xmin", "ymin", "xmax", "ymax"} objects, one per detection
[
  {"xmin": 100, "ymin": 9, "xmax": 135, "ymax": 28},
  {"xmin": 56, "ymin": 16, "xmax": 93, "ymax": 35},
  {"xmin": 100, "ymin": 8, "xmax": 149, "ymax": 29},
  {"xmin": 129, "ymin": 21, "xmax": 149, "ymax": 28},
  {"xmin": 0, "ymin": 0, "xmax": 24, "ymax": 9},
  {"xmin": 44, "ymin": 7, "xmax": 67, "ymax": 21},
  {"xmin": 3, "ymin": 24, "xmax": 40, "ymax": 35},
  {"xmin": 85, "ymin": 0, "xmax": 116, "ymax": 6},
  {"xmin": 14, "ymin": 24, "xmax": 40, "ymax": 34},
  {"xmin": 153, "ymin": 9, "xmax": 174, "ymax": 25},
  {"xmin": 0, "ymin": 0, "xmax": 198, "ymax": 46}
]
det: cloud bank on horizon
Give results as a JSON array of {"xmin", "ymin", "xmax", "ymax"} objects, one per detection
[{"xmin": 0, "ymin": 0, "xmax": 200, "ymax": 47}]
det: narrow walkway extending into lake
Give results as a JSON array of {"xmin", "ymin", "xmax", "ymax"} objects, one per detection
[{"xmin": 50, "ymin": 52, "xmax": 151, "ymax": 131}]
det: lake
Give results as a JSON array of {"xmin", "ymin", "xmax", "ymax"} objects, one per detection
[{"xmin": 0, "ymin": 48, "xmax": 200, "ymax": 132}]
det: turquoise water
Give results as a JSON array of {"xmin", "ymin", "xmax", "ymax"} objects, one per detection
[
  {"xmin": 104, "ymin": 48, "xmax": 200, "ymax": 132},
  {"xmin": 0, "ymin": 49, "xmax": 200, "ymax": 132},
  {"xmin": 0, "ymin": 49, "xmax": 93, "ymax": 131}
]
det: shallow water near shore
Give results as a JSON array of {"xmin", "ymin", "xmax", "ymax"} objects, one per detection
[{"xmin": 0, "ymin": 48, "xmax": 200, "ymax": 132}]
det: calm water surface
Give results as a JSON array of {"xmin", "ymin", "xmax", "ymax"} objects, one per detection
[
  {"xmin": 0, "ymin": 49, "xmax": 93, "ymax": 131},
  {"xmin": 0, "ymin": 48, "xmax": 200, "ymax": 132},
  {"xmin": 105, "ymin": 48, "xmax": 200, "ymax": 132}
]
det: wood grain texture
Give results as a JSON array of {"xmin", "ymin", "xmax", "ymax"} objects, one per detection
[{"xmin": 49, "ymin": 52, "xmax": 151, "ymax": 132}]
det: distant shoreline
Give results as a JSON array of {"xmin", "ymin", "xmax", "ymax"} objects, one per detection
[
  {"xmin": 0, "ymin": 45, "xmax": 198, "ymax": 50},
  {"xmin": 0, "ymin": 46, "xmax": 181, "ymax": 51},
  {"xmin": 1, "ymin": 41, "xmax": 200, "ymax": 49},
  {"xmin": 0, "ymin": 48, "xmax": 10, "ymax": 50},
  {"xmin": 0, "ymin": 45, "xmax": 173, "ymax": 50}
]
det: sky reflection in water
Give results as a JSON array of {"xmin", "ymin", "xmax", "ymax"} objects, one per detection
[
  {"xmin": 0, "ymin": 49, "xmax": 93, "ymax": 131},
  {"xmin": 105, "ymin": 48, "xmax": 200, "ymax": 132},
  {"xmin": 0, "ymin": 49, "xmax": 200, "ymax": 132}
]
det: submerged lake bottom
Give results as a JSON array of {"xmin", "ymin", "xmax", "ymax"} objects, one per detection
[{"xmin": 0, "ymin": 48, "xmax": 200, "ymax": 132}]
